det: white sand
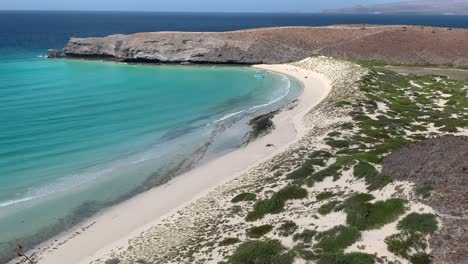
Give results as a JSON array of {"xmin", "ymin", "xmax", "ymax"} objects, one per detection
[{"xmin": 21, "ymin": 64, "xmax": 332, "ymax": 264}]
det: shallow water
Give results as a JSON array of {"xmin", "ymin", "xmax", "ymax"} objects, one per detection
[{"xmin": 0, "ymin": 54, "xmax": 301, "ymax": 260}]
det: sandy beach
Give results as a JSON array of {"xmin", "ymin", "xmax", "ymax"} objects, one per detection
[
  {"xmin": 19, "ymin": 62, "xmax": 332, "ymax": 264},
  {"xmin": 14, "ymin": 56, "xmax": 463, "ymax": 264}
]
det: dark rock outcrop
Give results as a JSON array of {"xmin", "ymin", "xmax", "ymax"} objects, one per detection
[
  {"xmin": 62, "ymin": 25, "xmax": 468, "ymax": 66},
  {"xmin": 47, "ymin": 49, "xmax": 62, "ymax": 58},
  {"xmin": 382, "ymin": 135, "xmax": 468, "ymax": 264}
]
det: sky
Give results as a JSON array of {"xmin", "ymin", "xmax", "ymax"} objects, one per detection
[{"xmin": 0, "ymin": 0, "xmax": 402, "ymax": 12}]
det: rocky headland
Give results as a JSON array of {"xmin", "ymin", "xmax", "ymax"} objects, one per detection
[{"xmin": 58, "ymin": 25, "xmax": 468, "ymax": 66}]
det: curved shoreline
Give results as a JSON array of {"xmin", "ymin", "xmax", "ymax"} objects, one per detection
[
  {"xmin": 16, "ymin": 63, "xmax": 331, "ymax": 264},
  {"xmin": 0, "ymin": 64, "xmax": 296, "ymax": 262}
]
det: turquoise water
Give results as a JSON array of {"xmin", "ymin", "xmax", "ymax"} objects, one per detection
[
  {"xmin": 0, "ymin": 53, "xmax": 301, "ymax": 259},
  {"xmin": 3, "ymin": 10, "xmax": 466, "ymax": 263}
]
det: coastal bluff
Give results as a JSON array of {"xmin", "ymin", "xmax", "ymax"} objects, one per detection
[{"xmin": 62, "ymin": 25, "xmax": 468, "ymax": 66}]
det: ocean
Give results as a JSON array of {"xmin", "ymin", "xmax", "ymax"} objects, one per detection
[{"xmin": 0, "ymin": 11, "xmax": 466, "ymax": 262}]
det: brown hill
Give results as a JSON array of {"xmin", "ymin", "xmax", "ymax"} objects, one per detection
[
  {"xmin": 382, "ymin": 135, "xmax": 468, "ymax": 264},
  {"xmin": 62, "ymin": 25, "xmax": 468, "ymax": 66},
  {"xmin": 323, "ymin": 0, "xmax": 468, "ymax": 15}
]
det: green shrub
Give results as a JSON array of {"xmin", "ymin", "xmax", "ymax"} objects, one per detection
[
  {"xmin": 411, "ymin": 125, "xmax": 427, "ymax": 132},
  {"xmin": 397, "ymin": 213, "xmax": 438, "ymax": 234},
  {"xmin": 318, "ymin": 201, "xmax": 340, "ymax": 215},
  {"xmin": 310, "ymin": 159, "xmax": 326, "ymax": 166},
  {"xmin": 352, "ymin": 161, "xmax": 392, "ymax": 190},
  {"xmin": 246, "ymin": 196, "xmax": 284, "ymax": 221},
  {"xmin": 326, "ymin": 139, "xmax": 351, "ymax": 148},
  {"xmin": 278, "ymin": 220, "xmax": 298, "ymax": 237},
  {"xmin": 317, "ymin": 252, "xmax": 374, "ymax": 264},
  {"xmin": 309, "ymin": 150, "xmax": 333, "ymax": 159},
  {"xmin": 310, "ymin": 166, "xmax": 341, "ymax": 181},
  {"xmin": 287, "ymin": 165, "xmax": 315, "ymax": 180},
  {"xmin": 311, "ymin": 157, "xmax": 357, "ymax": 181},
  {"xmin": 335, "ymin": 101, "xmax": 352, "ymax": 108},
  {"xmin": 219, "ymin": 237, "xmax": 240, "ymax": 246},
  {"xmin": 439, "ymin": 124, "xmax": 458, "ymax": 132},
  {"xmin": 373, "ymin": 137, "xmax": 412, "ymax": 154},
  {"xmin": 316, "ymin": 192, "xmax": 335, "ymax": 201},
  {"xmin": 353, "ymin": 114, "xmax": 372, "ymax": 122},
  {"xmin": 293, "ymin": 229, "xmax": 317, "ymax": 244},
  {"xmin": 294, "ymin": 246, "xmax": 316, "ymax": 260},
  {"xmin": 385, "ymin": 231, "xmax": 427, "ymax": 259},
  {"xmin": 228, "ymin": 240, "xmax": 295, "ymax": 264},
  {"xmin": 367, "ymin": 174, "xmax": 392, "ymax": 191},
  {"xmin": 276, "ymin": 185, "xmax": 308, "ymax": 200},
  {"xmin": 305, "ymin": 178, "xmax": 316, "ymax": 187},
  {"xmin": 231, "ymin": 192, "xmax": 256, "ymax": 203},
  {"xmin": 340, "ymin": 122, "xmax": 354, "ymax": 130},
  {"xmin": 353, "ymin": 162, "xmax": 378, "ymax": 179},
  {"xmin": 247, "ymin": 224, "xmax": 273, "ymax": 238},
  {"xmin": 359, "ymin": 128, "xmax": 389, "ymax": 139},
  {"xmin": 410, "ymin": 253, "xmax": 431, "ymax": 264},
  {"xmin": 328, "ymin": 131, "xmax": 342, "ymax": 137},
  {"xmin": 336, "ymin": 148, "xmax": 362, "ymax": 155},
  {"xmin": 315, "ymin": 225, "xmax": 361, "ymax": 253},
  {"xmin": 344, "ymin": 195, "xmax": 406, "ymax": 230},
  {"xmin": 354, "ymin": 152, "xmax": 383, "ymax": 163},
  {"xmin": 246, "ymin": 185, "xmax": 308, "ymax": 221},
  {"xmin": 342, "ymin": 193, "xmax": 375, "ymax": 208}
]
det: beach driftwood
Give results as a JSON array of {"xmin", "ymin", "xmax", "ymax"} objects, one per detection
[{"xmin": 16, "ymin": 243, "xmax": 35, "ymax": 264}]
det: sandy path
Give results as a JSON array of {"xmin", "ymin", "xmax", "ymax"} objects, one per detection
[{"xmin": 18, "ymin": 64, "xmax": 331, "ymax": 264}]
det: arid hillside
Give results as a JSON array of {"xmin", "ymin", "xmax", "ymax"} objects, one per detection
[
  {"xmin": 62, "ymin": 25, "xmax": 468, "ymax": 66},
  {"xmin": 323, "ymin": 0, "xmax": 468, "ymax": 15},
  {"xmin": 383, "ymin": 136, "xmax": 468, "ymax": 264}
]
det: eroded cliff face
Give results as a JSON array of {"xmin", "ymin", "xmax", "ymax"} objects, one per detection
[
  {"xmin": 64, "ymin": 31, "xmax": 311, "ymax": 64},
  {"xmin": 63, "ymin": 26, "xmax": 468, "ymax": 66}
]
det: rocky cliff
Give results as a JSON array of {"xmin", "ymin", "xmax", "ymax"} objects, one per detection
[{"xmin": 62, "ymin": 25, "xmax": 468, "ymax": 66}]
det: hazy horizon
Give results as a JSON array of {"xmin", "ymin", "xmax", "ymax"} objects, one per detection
[{"xmin": 0, "ymin": 0, "xmax": 401, "ymax": 13}]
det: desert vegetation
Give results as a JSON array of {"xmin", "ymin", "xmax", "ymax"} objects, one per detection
[
  {"xmin": 218, "ymin": 64, "xmax": 465, "ymax": 263},
  {"xmin": 96, "ymin": 57, "xmax": 466, "ymax": 264}
]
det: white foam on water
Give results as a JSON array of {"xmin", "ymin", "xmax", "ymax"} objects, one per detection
[
  {"xmin": 0, "ymin": 167, "xmax": 116, "ymax": 209},
  {"xmin": 130, "ymin": 154, "xmax": 162, "ymax": 164},
  {"xmin": 0, "ymin": 194, "xmax": 47, "ymax": 208},
  {"xmin": 213, "ymin": 110, "xmax": 247, "ymax": 123}
]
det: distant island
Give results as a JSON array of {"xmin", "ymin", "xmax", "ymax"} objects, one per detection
[{"xmin": 322, "ymin": 0, "xmax": 468, "ymax": 15}]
